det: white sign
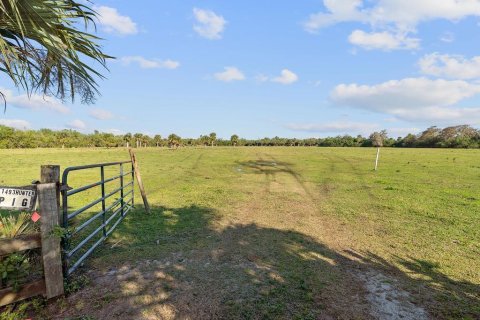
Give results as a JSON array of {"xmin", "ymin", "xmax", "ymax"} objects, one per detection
[{"xmin": 0, "ymin": 186, "xmax": 37, "ymax": 211}]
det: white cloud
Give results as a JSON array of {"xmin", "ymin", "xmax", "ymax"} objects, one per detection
[
  {"xmin": 255, "ymin": 70, "xmax": 299, "ymax": 85},
  {"xmin": 0, "ymin": 119, "xmax": 31, "ymax": 130},
  {"xmin": 419, "ymin": 53, "xmax": 480, "ymax": 80},
  {"xmin": 440, "ymin": 32, "xmax": 455, "ymax": 43},
  {"xmin": 286, "ymin": 121, "xmax": 379, "ymax": 134},
  {"xmin": 193, "ymin": 8, "xmax": 227, "ymax": 40},
  {"xmin": 305, "ymin": 0, "xmax": 480, "ymax": 32},
  {"xmin": 89, "ymin": 108, "xmax": 114, "ymax": 120},
  {"xmin": 67, "ymin": 119, "xmax": 87, "ymax": 130},
  {"xmin": 95, "ymin": 6, "xmax": 138, "ymax": 35},
  {"xmin": 348, "ymin": 30, "xmax": 420, "ymax": 50},
  {"xmin": 272, "ymin": 69, "xmax": 299, "ymax": 85},
  {"xmin": 331, "ymin": 77, "xmax": 480, "ymax": 122},
  {"xmin": 304, "ymin": 0, "xmax": 480, "ymax": 50},
  {"xmin": 214, "ymin": 67, "xmax": 245, "ymax": 82},
  {"xmin": 120, "ymin": 56, "xmax": 180, "ymax": 69},
  {"xmin": 390, "ymin": 106, "xmax": 480, "ymax": 123},
  {"xmin": 1, "ymin": 87, "xmax": 70, "ymax": 114},
  {"xmin": 255, "ymin": 74, "xmax": 269, "ymax": 83},
  {"xmin": 304, "ymin": 0, "xmax": 365, "ymax": 32}
]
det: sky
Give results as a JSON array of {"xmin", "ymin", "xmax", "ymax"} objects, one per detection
[{"xmin": 2, "ymin": 0, "xmax": 480, "ymax": 139}]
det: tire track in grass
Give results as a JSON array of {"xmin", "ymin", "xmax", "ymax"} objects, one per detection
[
  {"xmin": 230, "ymin": 152, "xmax": 374, "ymax": 318},
  {"xmin": 239, "ymin": 151, "xmax": 430, "ymax": 320},
  {"xmin": 318, "ymin": 153, "xmax": 430, "ymax": 319},
  {"xmin": 324, "ymin": 152, "xmax": 378, "ymax": 200},
  {"xmin": 192, "ymin": 153, "xmax": 204, "ymax": 170}
]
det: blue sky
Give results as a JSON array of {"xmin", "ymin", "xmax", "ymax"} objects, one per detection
[{"xmin": 2, "ymin": 0, "xmax": 480, "ymax": 139}]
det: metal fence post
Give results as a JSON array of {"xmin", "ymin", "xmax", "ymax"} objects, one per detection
[{"xmin": 120, "ymin": 163, "xmax": 125, "ymax": 216}]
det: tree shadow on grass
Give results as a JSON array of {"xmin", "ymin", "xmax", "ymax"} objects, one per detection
[
  {"xmin": 395, "ymin": 256, "xmax": 480, "ymax": 318},
  {"xmin": 45, "ymin": 205, "xmax": 479, "ymax": 320},
  {"xmin": 346, "ymin": 250, "xmax": 480, "ymax": 319},
  {"xmin": 236, "ymin": 159, "xmax": 316, "ymax": 200}
]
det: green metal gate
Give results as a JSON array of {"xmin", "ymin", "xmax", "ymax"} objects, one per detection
[{"xmin": 61, "ymin": 161, "xmax": 134, "ymax": 275}]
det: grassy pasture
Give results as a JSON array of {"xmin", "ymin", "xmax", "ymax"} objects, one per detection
[{"xmin": 0, "ymin": 147, "xmax": 479, "ymax": 319}]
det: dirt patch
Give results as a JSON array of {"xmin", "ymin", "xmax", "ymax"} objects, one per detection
[
  {"xmin": 46, "ymin": 225, "xmax": 376, "ymax": 319},
  {"xmin": 360, "ymin": 271, "xmax": 428, "ymax": 320}
]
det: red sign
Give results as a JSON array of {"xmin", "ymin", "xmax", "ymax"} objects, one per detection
[{"xmin": 31, "ymin": 211, "xmax": 41, "ymax": 223}]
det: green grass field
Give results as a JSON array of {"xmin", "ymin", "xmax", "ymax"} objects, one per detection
[{"xmin": 0, "ymin": 147, "xmax": 479, "ymax": 319}]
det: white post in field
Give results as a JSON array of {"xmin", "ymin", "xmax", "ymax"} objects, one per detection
[{"xmin": 374, "ymin": 147, "xmax": 380, "ymax": 171}]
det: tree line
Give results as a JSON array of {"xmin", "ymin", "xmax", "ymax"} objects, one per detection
[{"xmin": 0, "ymin": 125, "xmax": 479, "ymax": 149}]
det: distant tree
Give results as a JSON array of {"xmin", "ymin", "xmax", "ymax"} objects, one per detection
[
  {"xmin": 141, "ymin": 135, "xmax": 151, "ymax": 147},
  {"xmin": 133, "ymin": 133, "xmax": 143, "ymax": 148},
  {"xmin": 0, "ymin": 125, "xmax": 479, "ymax": 150},
  {"xmin": 183, "ymin": 138, "xmax": 194, "ymax": 146},
  {"xmin": 209, "ymin": 132, "xmax": 217, "ymax": 147},
  {"xmin": 0, "ymin": 126, "xmax": 15, "ymax": 148},
  {"xmin": 438, "ymin": 125, "xmax": 479, "ymax": 148},
  {"xmin": 369, "ymin": 130, "xmax": 388, "ymax": 170},
  {"xmin": 416, "ymin": 126, "xmax": 441, "ymax": 147},
  {"xmin": 168, "ymin": 134, "xmax": 181, "ymax": 149},
  {"xmin": 400, "ymin": 133, "xmax": 417, "ymax": 147},
  {"xmin": 198, "ymin": 135, "xmax": 209, "ymax": 147},
  {"xmin": 153, "ymin": 135, "xmax": 162, "ymax": 147},
  {"xmin": 369, "ymin": 130, "xmax": 388, "ymax": 147},
  {"xmin": 230, "ymin": 134, "xmax": 239, "ymax": 147},
  {"xmin": 123, "ymin": 133, "xmax": 132, "ymax": 148}
]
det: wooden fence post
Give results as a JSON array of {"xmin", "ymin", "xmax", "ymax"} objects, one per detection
[
  {"xmin": 41, "ymin": 165, "xmax": 62, "ymax": 225},
  {"xmin": 38, "ymin": 165, "xmax": 64, "ymax": 299},
  {"xmin": 128, "ymin": 149, "xmax": 151, "ymax": 213}
]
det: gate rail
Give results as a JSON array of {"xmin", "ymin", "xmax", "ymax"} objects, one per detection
[{"xmin": 61, "ymin": 161, "xmax": 134, "ymax": 275}]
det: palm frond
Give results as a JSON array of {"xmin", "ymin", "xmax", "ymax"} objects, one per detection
[
  {"xmin": 0, "ymin": 212, "xmax": 35, "ymax": 238},
  {"xmin": 0, "ymin": 0, "xmax": 112, "ymax": 104}
]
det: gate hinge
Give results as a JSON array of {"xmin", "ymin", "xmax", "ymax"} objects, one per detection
[{"xmin": 60, "ymin": 184, "xmax": 73, "ymax": 192}]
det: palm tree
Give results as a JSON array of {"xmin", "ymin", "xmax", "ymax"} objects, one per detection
[
  {"xmin": 153, "ymin": 134, "xmax": 162, "ymax": 147},
  {"xmin": 123, "ymin": 133, "xmax": 132, "ymax": 148},
  {"xmin": 133, "ymin": 133, "xmax": 143, "ymax": 148},
  {"xmin": 209, "ymin": 132, "xmax": 217, "ymax": 147},
  {"xmin": 199, "ymin": 135, "xmax": 209, "ymax": 147},
  {"xmin": 167, "ymin": 133, "xmax": 181, "ymax": 149},
  {"xmin": 141, "ymin": 135, "xmax": 151, "ymax": 147},
  {"xmin": 0, "ymin": 0, "xmax": 110, "ymax": 105},
  {"xmin": 230, "ymin": 134, "xmax": 239, "ymax": 147}
]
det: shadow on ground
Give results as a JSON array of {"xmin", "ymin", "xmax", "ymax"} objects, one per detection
[
  {"xmin": 40, "ymin": 203, "xmax": 480, "ymax": 320},
  {"xmin": 236, "ymin": 158, "xmax": 317, "ymax": 200}
]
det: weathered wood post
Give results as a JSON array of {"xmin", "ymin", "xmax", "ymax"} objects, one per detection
[
  {"xmin": 128, "ymin": 149, "xmax": 151, "ymax": 213},
  {"xmin": 40, "ymin": 165, "xmax": 61, "ymax": 224},
  {"xmin": 374, "ymin": 147, "xmax": 380, "ymax": 171},
  {"xmin": 38, "ymin": 165, "xmax": 64, "ymax": 299}
]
